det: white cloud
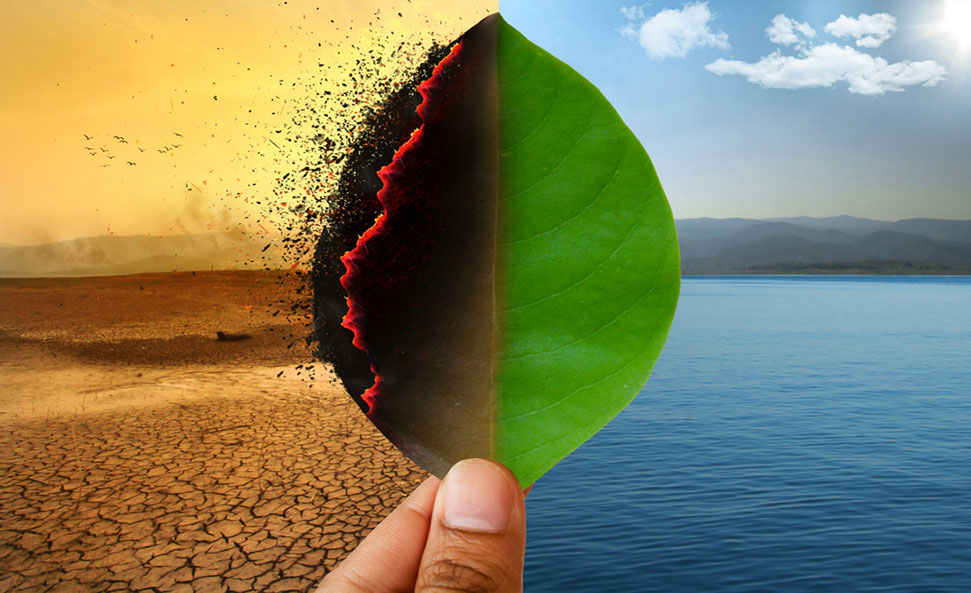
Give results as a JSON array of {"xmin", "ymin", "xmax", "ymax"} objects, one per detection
[
  {"xmin": 706, "ymin": 43, "xmax": 948, "ymax": 95},
  {"xmin": 620, "ymin": 5, "xmax": 645, "ymax": 22},
  {"xmin": 622, "ymin": 2, "xmax": 729, "ymax": 60},
  {"xmin": 766, "ymin": 14, "xmax": 816, "ymax": 45},
  {"xmin": 824, "ymin": 13, "xmax": 897, "ymax": 48}
]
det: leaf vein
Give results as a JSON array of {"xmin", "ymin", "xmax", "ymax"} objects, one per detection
[
  {"xmin": 501, "ymin": 424, "xmax": 590, "ymax": 464},
  {"xmin": 502, "ymin": 154, "xmax": 622, "ymax": 247},
  {"xmin": 502, "ymin": 257, "xmax": 666, "ymax": 366},
  {"xmin": 502, "ymin": 103, "xmax": 596, "ymax": 200},
  {"xmin": 504, "ymin": 152, "xmax": 642, "ymax": 314},
  {"xmin": 502, "ymin": 72, "xmax": 560, "ymax": 152}
]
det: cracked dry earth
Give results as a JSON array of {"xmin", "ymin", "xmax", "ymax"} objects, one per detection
[{"xmin": 0, "ymin": 272, "xmax": 427, "ymax": 592}]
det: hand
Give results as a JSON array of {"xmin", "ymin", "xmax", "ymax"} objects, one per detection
[{"xmin": 316, "ymin": 459, "xmax": 527, "ymax": 593}]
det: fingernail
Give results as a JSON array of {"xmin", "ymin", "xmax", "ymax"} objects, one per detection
[{"xmin": 441, "ymin": 459, "xmax": 513, "ymax": 534}]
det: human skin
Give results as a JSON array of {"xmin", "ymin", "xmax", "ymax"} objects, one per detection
[{"xmin": 316, "ymin": 459, "xmax": 527, "ymax": 593}]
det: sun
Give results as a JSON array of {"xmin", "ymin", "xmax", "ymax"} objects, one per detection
[{"xmin": 942, "ymin": 0, "xmax": 971, "ymax": 48}]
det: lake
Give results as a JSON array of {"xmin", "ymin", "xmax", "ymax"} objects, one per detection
[{"xmin": 524, "ymin": 276, "xmax": 971, "ymax": 592}]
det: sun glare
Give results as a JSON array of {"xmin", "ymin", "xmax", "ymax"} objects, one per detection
[{"xmin": 942, "ymin": 0, "xmax": 971, "ymax": 48}]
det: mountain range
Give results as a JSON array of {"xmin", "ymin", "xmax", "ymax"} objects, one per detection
[
  {"xmin": 678, "ymin": 216, "xmax": 971, "ymax": 274},
  {"xmin": 2, "ymin": 216, "xmax": 969, "ymax": 277},
  {"xmin": 0, "ymin": 232, "xmax": 281, "ymax": 277}
]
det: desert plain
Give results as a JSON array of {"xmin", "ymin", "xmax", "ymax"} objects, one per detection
[{"xmin": 0, "ymin": 271, "xmax": 426, "ymax": 593}]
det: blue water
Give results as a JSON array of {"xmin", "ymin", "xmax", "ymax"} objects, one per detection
[{"xmin": 525, "ymin": 276, "xmax": 971, "ymax": 592}]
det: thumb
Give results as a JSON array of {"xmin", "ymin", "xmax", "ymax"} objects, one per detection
[{"xmin": 415, "ymin": 459, "xmax": 526, "ymax": 593}]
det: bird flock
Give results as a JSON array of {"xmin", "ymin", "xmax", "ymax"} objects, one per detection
[{"xmin": 83, "ymin": 132, "xmax": 185, "ymax": 167}]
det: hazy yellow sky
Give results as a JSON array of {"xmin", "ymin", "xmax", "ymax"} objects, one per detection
[{"xmin": 0, "ymin": 0, "xmax": 493, "ymax": 245}]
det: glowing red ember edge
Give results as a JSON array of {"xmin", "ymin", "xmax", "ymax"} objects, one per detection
[{"xmin": 338, "ymin": 41, "xmax": 464, "ymax": 415}]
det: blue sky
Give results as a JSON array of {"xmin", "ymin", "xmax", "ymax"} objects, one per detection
[{"xmin": 500, "ymin": 0, "xmax": 971, "ymax": 221}]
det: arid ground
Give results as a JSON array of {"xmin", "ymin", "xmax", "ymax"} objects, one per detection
[{"xmin": 0, "ymin": 271, "xmax": 426, "ymax": 593}]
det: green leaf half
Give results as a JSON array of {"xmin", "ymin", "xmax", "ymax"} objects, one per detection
[{"xmin": 496, "ymin": 17, "xmax": 681, "ymax": 486}]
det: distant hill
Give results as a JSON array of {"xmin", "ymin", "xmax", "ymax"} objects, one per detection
[
  {"xmin": 0, "ymin": 232, "xmax": 285, "ymax": 278},
  {"xmin": 4, "ymin": 217, "xmax": 970, "ymax": 277},
  {"xmin": 764, "ymin": 215, "xmax": 890, "ymax": 235},
  {"xmin": 677, "ymin": 217, "xmax": 971, "ymax": 274}
]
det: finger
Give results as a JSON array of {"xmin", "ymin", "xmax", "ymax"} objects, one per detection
[
  {"xmin": 317, "ymin": 476, "xmax": 440, "ymax": 593},
  {"xmin": 415, "ymin": 459, "xmax": 527, "ymax": 593}
]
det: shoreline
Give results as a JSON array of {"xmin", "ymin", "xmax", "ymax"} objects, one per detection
[{"xmin": 682, "ymin": 273, "xmax": 971, "ymax": 278}]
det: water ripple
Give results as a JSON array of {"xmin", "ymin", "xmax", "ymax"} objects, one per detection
[{"xmin": 525, "ymin": 276, "xmax": 971, "ymax": 592}]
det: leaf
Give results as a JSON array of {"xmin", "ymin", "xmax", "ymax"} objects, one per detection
[
  {"xmin": 313, "ymin": 14, "xmax": 680, "ymax": 487},
  {"xmin": 495, "ymin": 18, "xmax": 681, "ymax": 485}
]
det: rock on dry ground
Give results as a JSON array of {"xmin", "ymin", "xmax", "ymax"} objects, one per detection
[{"xmin": 0, "ymin": 272, "xmax": 427, "ymax": 592}]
